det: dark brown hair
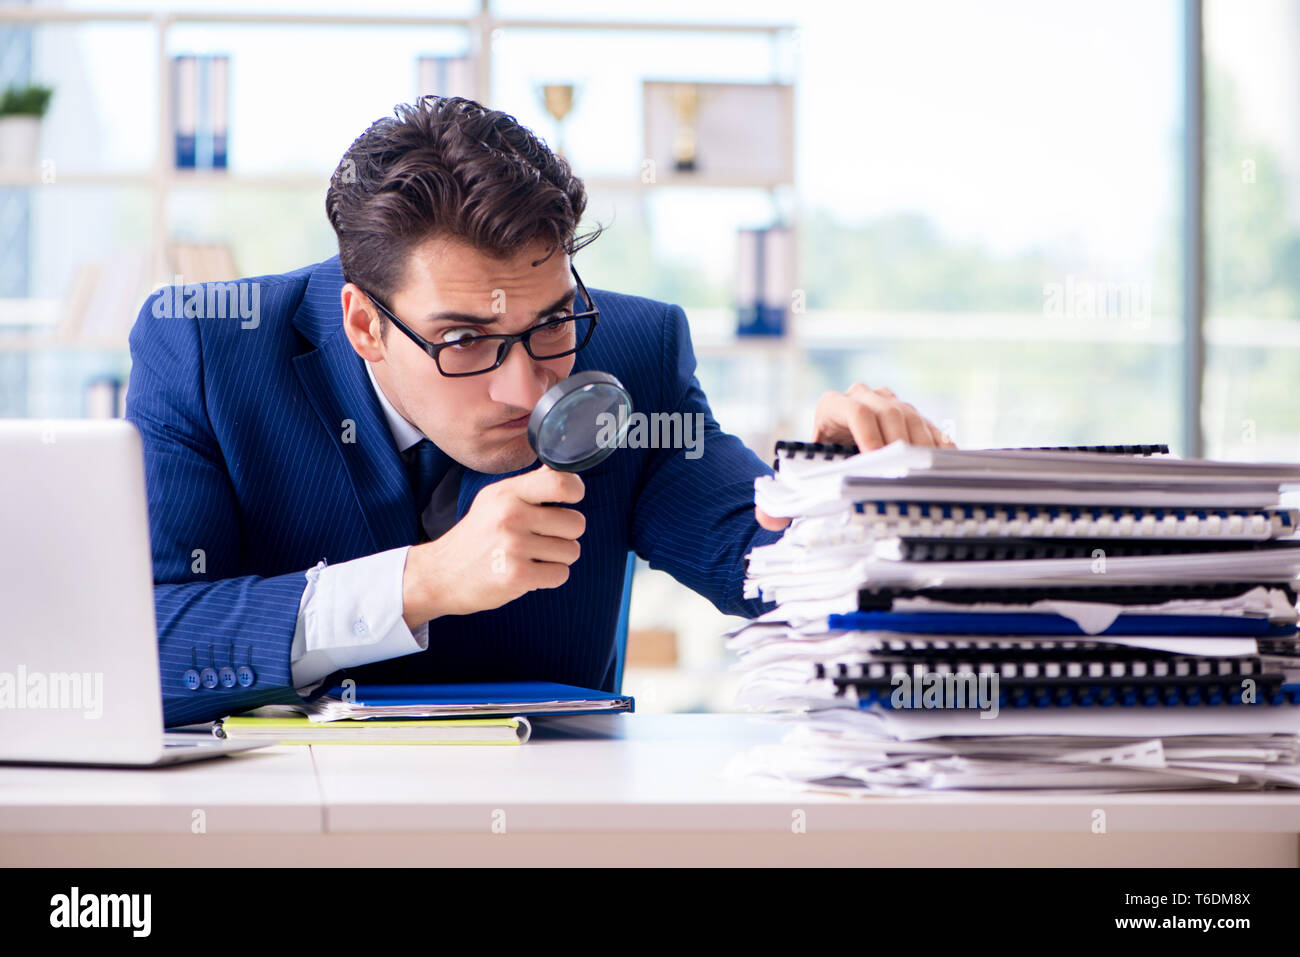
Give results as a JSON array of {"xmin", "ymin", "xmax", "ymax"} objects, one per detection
[{"xmin": 325, "ymin": 96, "xmax": 600, "ymax": 308}]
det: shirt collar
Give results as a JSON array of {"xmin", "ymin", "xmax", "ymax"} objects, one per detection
[{"xmin": 365, "ymin": 360, "xmax": 426, "ymax": 453}]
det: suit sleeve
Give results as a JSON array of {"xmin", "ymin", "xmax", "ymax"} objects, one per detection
[
  {"xmin": 628, "ymin": 303, "xmax": 784, "ymax": 618},
  {"xmin": 125, "ymin": 289, "xmax": 310, "ymax": 727}
]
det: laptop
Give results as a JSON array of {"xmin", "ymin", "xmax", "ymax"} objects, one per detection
[{"xmin": 0, "ymin": 419, "xmax": 267, "ymax": 766}]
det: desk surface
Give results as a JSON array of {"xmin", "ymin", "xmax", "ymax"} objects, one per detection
[
  {"xmin": 3, "ymin": 714, "xmax": 1300, "ymax": 833},
  {"xmin": 3, "ymin": 715, "xmax": 1300, "ymax": 865}
]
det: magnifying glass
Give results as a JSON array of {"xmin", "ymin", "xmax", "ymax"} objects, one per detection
[{"xmin": 528, "ymin": 370, "xmax": 633, "ymax": 472}]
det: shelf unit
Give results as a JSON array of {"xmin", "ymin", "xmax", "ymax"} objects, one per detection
[
  {"xmin": 1, "ymin": 2, "xmax": 797, "ymax": 283},
  {"xmin": 1, "ymin": 0, "xmax": 805, "ymax": 441}
]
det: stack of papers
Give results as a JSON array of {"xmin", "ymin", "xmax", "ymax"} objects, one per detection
[
  {"xmin": 279, "ymin": 681, "xmax": 633, "ymax": 723},
  {"xmin": 217, "ymin": 681, "xmax": 633, "ymax": 746},
  {"xmin": 727, "ymin": 441, "xmax": 1300, "ymax": 794}
]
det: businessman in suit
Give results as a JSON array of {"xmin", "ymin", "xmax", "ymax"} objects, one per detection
[{"xmin": 126, "ymin": 96, "xmax": 953, "ymax": 727}]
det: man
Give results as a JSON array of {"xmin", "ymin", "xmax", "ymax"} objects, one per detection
[{"xmin": 126, "ymin": 96, "xmax": 953, "ymax": 728}]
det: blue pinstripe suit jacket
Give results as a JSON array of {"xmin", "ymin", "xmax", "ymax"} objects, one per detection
[{"xmin": 125, "ymin": 254, "xmax": 781, "ymax": 727}]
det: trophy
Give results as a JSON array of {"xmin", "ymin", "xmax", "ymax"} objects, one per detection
[
  {"xmin": 670, "ymin": 83, "xmax": 700, "ymax": 172},
  {"xmin": 540, "ymin": 83, "xmax": 576, "ymax": 157}
]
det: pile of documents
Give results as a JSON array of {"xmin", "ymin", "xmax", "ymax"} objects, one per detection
[
  {"xmin": 726, "ymin": 442, "xmax": 1300, "ymax": 792},
  {"xmin": 216, "ymin": 681, "xmax": 633, "ymax": 745}
]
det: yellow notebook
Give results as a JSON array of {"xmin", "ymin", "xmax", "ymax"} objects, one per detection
[{"xmin": 214, "ymin": 715, "xmax": 531, "ymax": 745}]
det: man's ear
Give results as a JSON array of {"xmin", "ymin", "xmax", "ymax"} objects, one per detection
[{"xmin": 341, "ymin": 284, "xmax": 386, "ymax": 362}]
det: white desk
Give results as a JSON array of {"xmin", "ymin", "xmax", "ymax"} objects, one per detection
[{"xmin": 2, "ymin": 715, "xmax": 1298, "ymax": 866}]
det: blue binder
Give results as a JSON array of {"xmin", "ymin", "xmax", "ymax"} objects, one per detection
[
  {"xmin": 315, "ymin": 680, "xmax": 635, "ymax": 719},
  {"xmin": 826, "ymin": 610, "xmax": 1289, "ymax": 638}
]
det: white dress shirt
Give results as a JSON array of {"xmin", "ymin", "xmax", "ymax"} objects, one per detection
[{"xmin": 288, "ymin": 361, "xmax": 432, "ymax": 693}]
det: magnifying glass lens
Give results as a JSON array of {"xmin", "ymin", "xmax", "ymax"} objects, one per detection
[{"xmin": 528, "ymin": 371, "xmax": 633, "ymax": 472}]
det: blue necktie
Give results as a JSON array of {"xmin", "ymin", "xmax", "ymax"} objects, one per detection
[
  {"xmin": 403, "ymin": 439, "xmax": 442, "ymax": 510},
  {"xmin": 401, "ymin": 439, "xmax": 461, "ymax": 542}
]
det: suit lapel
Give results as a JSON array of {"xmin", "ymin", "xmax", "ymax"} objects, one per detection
[{"xmin": 290, "ymin": 257, "xmax": 420, "ymax": 552}]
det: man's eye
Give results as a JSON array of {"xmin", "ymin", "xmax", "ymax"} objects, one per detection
[{"xmin": 440, "ymin": 328, "xmax": 479, "ymax": 345}]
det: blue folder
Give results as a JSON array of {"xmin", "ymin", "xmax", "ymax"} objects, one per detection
[{"xmin": 316, "ymin": 680, "xmax": 635, "ymax": 719}]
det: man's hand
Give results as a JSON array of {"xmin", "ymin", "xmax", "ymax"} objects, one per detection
[
  {"xmin": 402, "ymin": 464, "xmax": 586, "ymax": 627},
  {"xmin": 755, "ymin": 383, "xmax": 956, "ymax": 532}
]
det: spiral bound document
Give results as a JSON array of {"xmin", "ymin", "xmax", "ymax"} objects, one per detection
[
  {"xmin": 876, "ymin": 536, "xmax": 1286, "ymax": 563},
  {"xmin": 756, "ymin": 441, "xmax": 1300, "ymax": 514},
  {"xmin": 774, "ymin": 440, "xmax": 1171, "ymax": 469},
  {"xmin": 855, "ymin": 582, "xmax": 1297, "ymax": 609},
  {"xmin": 809, "ymin": 633, "xmax": 1299, "ymax": 661},
  {"xmin": 817, "ymin": 655, "xmax": 1300, "ymax": 709},
  {"xmin": 826, "ymin": 501, "xmax": 1300, "ymax": 542}
]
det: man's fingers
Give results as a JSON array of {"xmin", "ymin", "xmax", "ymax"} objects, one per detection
[
  {"xmin": 520, "ymin": 502, "xmax": 586, "ymax": 540},
  {"xmin": 811, "ymin": 391, "xmax": 847, "ymax": 444},
  {"xmin": 755, "ymin": 506, "xmax": 792, "ymax": 531},
  {"xmin": 520, "ymin": 560, "xmax": 572, "ymax": 591},
  {"xmin": 522, "ymin": 533, "xmax": 581, "ymax": 566},
  {"xmin": 847, "ymin": 382, "xmax": 898, "ymax": 402},
  {"xmin": 858, "ymin": 399, "xmax": 907, "ymax": 446},
  {"xmin": 813, "ymin": 391, "xmax": 885, "ymax": 449},
  {"xmin": 925, "ymin": 420, "xmax": 958, "ymax": 449},
  {"xmin": 515, "ymin": 464, "xmax": 584, "ymax": 505},
  {"xmin": 846, "ymin": 391, "xmax": 915, "ymax": 446},
  {"xmin": 817, "ymin": 385, "xmax": 952, "ymax": 451},
  {"xmin": 901, "ymin": 404, "xmax": 932, "ymax": 446}
]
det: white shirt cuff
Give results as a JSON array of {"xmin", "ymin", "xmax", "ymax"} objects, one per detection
[{"xmin": 289, "ymin": 546, "xmax": 429, "ymax": 693}]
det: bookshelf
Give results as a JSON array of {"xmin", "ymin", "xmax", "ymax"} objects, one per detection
[
  {"xmin": 1, "ymin": 2, "xmax": 797, "ymax": 298},
  {"xmin": 0, "ymin": 1, "xmax": 803, "ymax": 446}
]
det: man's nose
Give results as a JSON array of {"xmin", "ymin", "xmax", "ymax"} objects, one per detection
[{"xmin": 486, "ymin": 340, "xmax": 548, "ymax": 411}]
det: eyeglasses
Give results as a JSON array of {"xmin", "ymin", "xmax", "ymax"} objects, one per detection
[{"xmin": 360, "ymin": 264, "xmax": 599, "ymax": 377}]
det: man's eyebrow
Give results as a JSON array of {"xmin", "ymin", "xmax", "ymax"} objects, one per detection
[{"xmin": 419, "ymin": 287, "xmax": 577, "ymax": 327}]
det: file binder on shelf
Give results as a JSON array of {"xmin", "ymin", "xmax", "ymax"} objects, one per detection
[
  {"xmin": 172, "ymin": 55, "xmax": 197, "ymax": 169},
  {"xmin": 171, "ymin": 54, "xmax": 229, "ymax": 170}
]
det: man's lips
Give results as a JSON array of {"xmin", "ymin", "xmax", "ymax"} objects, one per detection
[{"xmin": 494, "ymin": 412, "xmax": 531, "ymax": 429}]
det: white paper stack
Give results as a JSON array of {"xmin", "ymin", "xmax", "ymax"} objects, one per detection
[{"xmin": 726, "ymin": 441, "xmax": 1300, "ymax": 795}]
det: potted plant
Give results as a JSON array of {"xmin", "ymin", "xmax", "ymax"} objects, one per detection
[{"xmin": 0, "ymin": 84, "xmax": 54, "ymax": 170}]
